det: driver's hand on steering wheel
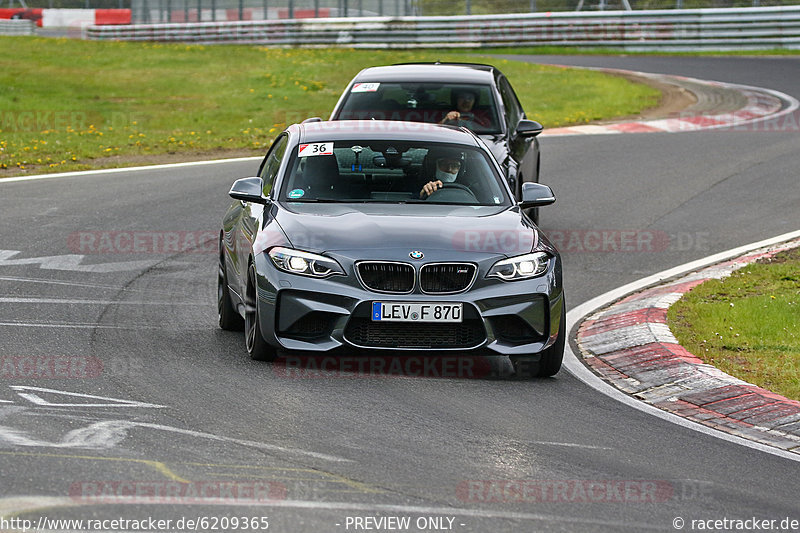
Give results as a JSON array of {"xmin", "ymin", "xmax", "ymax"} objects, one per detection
[
  {"xmin": 420, "ymin": 180, "xmax": 444, "ymax": 199},
  {"xmin": 440, "ymin": 111, "xmax": 460, "ymax": 124}
]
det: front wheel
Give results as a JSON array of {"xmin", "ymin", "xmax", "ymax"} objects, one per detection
[
  {"xmin": 245, "ymin": 263, "xmax": 278, "ymax": 362},
  {"xmin": 511, "ymin": 301, "xmax": 566, "ymax": 379}
]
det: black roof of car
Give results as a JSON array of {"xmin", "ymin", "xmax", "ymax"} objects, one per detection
[
  {"xmin": 349, "ymin": 63, "xmax": 498, "ymax": 85},
  {"xmin": 295, "ymin": 120, "xmax": 483, "ymax": 146}
]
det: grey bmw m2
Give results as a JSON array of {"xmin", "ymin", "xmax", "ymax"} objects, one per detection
[{"xmin": 217, "ymin": 120, "xmax": 565, "ymax": 377}]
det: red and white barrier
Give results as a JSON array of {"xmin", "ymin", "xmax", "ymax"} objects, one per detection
[{"xmin": 0, "ymin": 8, "xmax": 130, "ymax": 28}]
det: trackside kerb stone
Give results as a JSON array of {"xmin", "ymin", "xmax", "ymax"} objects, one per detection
[{"xmin": 576, "ymin": 238, "xmax": 800, "ymax": 454}]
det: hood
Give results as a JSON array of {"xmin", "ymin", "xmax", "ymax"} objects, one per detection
[{"xmin": 274, "ymin": 203, "xmax": 537, "ymax": 260}]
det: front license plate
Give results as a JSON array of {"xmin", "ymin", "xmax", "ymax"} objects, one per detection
[{"xmin": 372, "ymin": 302, "xmax": 463, "ymax": 323}]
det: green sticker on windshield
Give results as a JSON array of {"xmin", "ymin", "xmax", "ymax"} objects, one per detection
[{"xmin": 288, "ymin": 189, "xmax": 305, "ymax": 199}]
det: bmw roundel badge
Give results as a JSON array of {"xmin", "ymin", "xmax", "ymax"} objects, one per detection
[{"xmin": 409, "ymin": 251, "xmax": 424, "ymax": 260}]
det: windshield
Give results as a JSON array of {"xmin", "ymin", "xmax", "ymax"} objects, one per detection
[
  {"xmin": 335, "ymin": 83, "xmax": 501, "ymax": 135},
  {"xmin": 280, "ymin": 140, "xmax": 511, "ymax": 206}
]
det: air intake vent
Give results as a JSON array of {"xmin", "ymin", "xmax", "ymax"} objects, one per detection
[
  {"xmin": 357, "ymin": 262, "xmax": 415, "ymax": 293},
  {"xmin": 344, "ymin": 319, "xmax": 486, "ymax": 348},
  {"xmin": 420, "ymin": 263, "xmax": 476, "ymax": 294}
]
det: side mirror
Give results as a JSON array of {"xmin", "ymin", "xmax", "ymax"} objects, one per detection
[
  {"xmin": 516, "ymin": 119, "xmax": 543, "ymax": 138},
  {"xmin": 229, "ymin": 177, "xmax": 269, "ymax": 204},
  {"xmin": 518, "ymin": 182, "xmax": 555, "ymax": 209}
]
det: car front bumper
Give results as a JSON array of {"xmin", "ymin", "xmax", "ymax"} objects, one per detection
[{"xmin": 253, "ymin": 252, "xmax": 563, "ymax": 357}]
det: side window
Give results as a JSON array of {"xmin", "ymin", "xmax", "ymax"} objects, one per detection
[
  {"xmin": 259, "ymin": 135, "xmax": 289, "ymax": 197},
  {"xmin": 498, "ymin": 77, "xmax": 522, "ymax": 132}
]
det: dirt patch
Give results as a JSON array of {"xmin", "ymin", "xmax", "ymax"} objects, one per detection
[
  {"xmin": 595, "ymin": 70, "xmax": 698, "ymax": 124},
  {"xmin": 754, "ymin": 246, "xmax": 800, "ymax": 265}
]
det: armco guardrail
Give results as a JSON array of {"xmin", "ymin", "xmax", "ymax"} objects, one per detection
[
  {"xmin": 86, "ymin": 6, "xmax": 800, "ymax": 50},
  {"xmin": 0, "ymin": 18, "xmax": 35, "ymax": 35}
]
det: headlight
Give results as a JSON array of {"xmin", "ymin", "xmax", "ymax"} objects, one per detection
[
  {"xmin": 487, "ymin": 251, "xmax": 551, "ymax": 281},
  {"xmin": 268, "ymin": 247, "xmax": 345, "ymax": 278}
]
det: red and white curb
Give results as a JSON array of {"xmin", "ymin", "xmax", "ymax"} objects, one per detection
[
  {"xmin": 542, "ymin": 69, "xmax": 800, "ymax": 137},
  {"xmin": 576, "ymin": 238, "xmax": 800, "ymax": 454}
]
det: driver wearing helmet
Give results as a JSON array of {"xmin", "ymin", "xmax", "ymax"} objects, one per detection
[{"xmin": 419, "ymin": 152, "xmax": 463, "ymax": 199}]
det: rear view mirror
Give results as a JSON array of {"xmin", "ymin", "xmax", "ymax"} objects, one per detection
[
  {"xmin": 518, "ymin": 182, "xmax": 555, "ymax": 209},
  {"xmin": 373, "ymin": 155, "xmax": 410, "ymax": 168},
  {"xmin": 517, "ymin": 120, "xmax": 543, "ymax": 138},
  {"xmin": 229, "ymin": 177, "xmax": 269, "ymax": 204}
]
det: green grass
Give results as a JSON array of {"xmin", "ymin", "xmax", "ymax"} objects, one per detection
[
  {"xmin": 485, "ymin": 46, "xmax": 800, "ymax": 56},
  {"xmin": 668, "ymin": 246, "xmax": 800, "ymax": 401},
  {"xmin": 0, "ymin": 37, "xmax": 659, "ymax": 176}
]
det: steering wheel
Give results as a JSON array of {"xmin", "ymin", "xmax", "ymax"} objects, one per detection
[{"xmin": 426, "ymin": 183, "xmax": 478, "ymax": 203}]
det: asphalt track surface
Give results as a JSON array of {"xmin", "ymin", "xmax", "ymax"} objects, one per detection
[{"xmin": 1, "ymin": 56, "xmax": 799, "ymax": 532}]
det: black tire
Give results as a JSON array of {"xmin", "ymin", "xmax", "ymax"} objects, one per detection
[
  {"xmin": 511, "ymin": 301, "xmax": 566, "ymax": 379},
  {"xmin": 218, "ymin": 244, "xmax": 244, "ymax": 331},
  {"xmin": 245, "ymin": 263, "xmax": 278, "ymax": 362}
]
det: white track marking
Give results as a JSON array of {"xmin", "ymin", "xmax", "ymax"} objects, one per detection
[
  {"xmin": 530, "ymin": 441, "xmax": 613, "ymax": 450},
  {"xmin": 0, "ymin": 297, "xmax": 203, "ymax": 306},
  {"xmin": 10, "ymin": 386, "xmax": 166, "ymax": 408},
  {"xmin": 0, "ymin": 156, "xmax": 263, "ymax": 184},
  {"xmin": 0, "ymin": 417, "xmax": 350, "ymax": 463},
  {"xmin": 0, "ymin": 421, "xmax": 134, "ymax": 449},
  {"xmin": 0, "ymin": 321, "xmax": 162, "ymax": 329},
  {"xmin": 0, "ymin": 250, "xmax": 159, "ymax": 273},
  {"xmin": 3, "ymin": 387, "xmax": 348, "ymax": 461},
  {"xmin": 563, "ymin": 229, "xmax": 800, "ymax": 464},
  {"xmin": 130, "ymin": 422, "xmax": 351, "ymax": 463},
  {"xmin": 0, "ymin": 275, "xmax": 165, "ymax": 293}
]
